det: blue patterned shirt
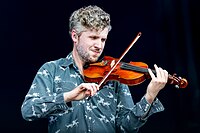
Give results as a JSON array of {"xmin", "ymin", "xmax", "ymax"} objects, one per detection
[{"xmin": 21, "ymin": 52, "xmax": 165, "ymax": 133}]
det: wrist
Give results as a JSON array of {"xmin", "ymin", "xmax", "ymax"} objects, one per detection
[
  {"xmin": 63, "ymin": 92, "xmax": 72, "ymax": 102},
  {"xmin": 145, "ymin": 92, "xmax": 157, "ymax": 104}
]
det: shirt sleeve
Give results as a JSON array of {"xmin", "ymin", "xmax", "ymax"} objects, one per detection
[
  {"xmin": 136, "ymin": 96, "xmax": 165, "ymax": 120},
  {"xmin": 115, "ymin": 83, "xmax": 164, "ymax": 132},
  {"xmin": 21, "ymin": 62, "xmax": 71, "ymax": 121}
]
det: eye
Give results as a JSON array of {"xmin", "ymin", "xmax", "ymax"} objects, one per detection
[
  {"xmin": 101, "ymin": 38, "xmax": 107, "ymax": 42},
  {"xmin": 90, "ymin": 36, "xmax": 98, "ymax": 40}
]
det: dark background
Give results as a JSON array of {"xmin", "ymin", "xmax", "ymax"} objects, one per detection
[{"xmin": 1, "ymin": 0, "xmax": 199, "ymax": 132}]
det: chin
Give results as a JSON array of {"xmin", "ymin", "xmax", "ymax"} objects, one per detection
[{"xmin": 89, "ymin": 57, "xmax": 98, "ymax": 63}]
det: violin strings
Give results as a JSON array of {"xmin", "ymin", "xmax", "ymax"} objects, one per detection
[
  {"xmin": 120, "ymin": 62, "xmax": 187, "ymax": 88},
  {"xmin": 121, "ymin": 62, "xmax": 149, "ymax": 73}
]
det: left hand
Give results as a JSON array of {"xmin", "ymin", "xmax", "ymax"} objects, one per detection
[{"xmin": 145, "ymin": 64, "xmax": 168, "ymax": 103}]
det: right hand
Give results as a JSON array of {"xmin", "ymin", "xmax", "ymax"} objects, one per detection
[{"xmin": 64, "ymin": 83, "xmax": 99, "ymax": 102}]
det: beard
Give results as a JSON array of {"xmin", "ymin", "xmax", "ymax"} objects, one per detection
[{"xmin": 76, "ymin": 44, "xmax": 99, "ymax": 63}]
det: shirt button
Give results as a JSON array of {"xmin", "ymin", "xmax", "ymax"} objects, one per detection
[{"xmin": 144, "ymin": 104, "xmax": 149, "ymax": 111}]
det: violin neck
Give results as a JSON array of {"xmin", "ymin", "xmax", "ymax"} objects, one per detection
[
  {"xmin": 121, "ymin": 62, "xmax": 151, "ymax": 74},
  {"xmin": 121, "ymin": 62, "xmax": 188, "ymax": 88}
]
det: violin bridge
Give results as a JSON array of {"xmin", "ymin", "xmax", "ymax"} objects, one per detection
[{"xmin": 110, "ymin": 60, "xmax": 115, "ymax": 68}]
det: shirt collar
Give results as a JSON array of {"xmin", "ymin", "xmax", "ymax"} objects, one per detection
[{"xmin": 59, "ymin": 52, "xmax": 74, "ymax": 68}]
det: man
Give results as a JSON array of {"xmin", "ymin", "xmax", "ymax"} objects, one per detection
[{"xmin": 21, "ymin": 5, "xmax": 168, "ymax": 133}]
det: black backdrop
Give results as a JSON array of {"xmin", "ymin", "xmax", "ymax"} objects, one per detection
[{"xmin": 1, "ymin": 0, "xmax": 199, "ymax": 133}]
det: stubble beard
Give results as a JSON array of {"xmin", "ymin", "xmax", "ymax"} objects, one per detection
[{"xmin": 76, "ymin": 44, "xmax": 98, "ymax": 63}]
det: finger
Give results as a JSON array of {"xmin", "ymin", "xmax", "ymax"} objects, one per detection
[
  {"xmin": 83, "ymin": 83, "xmax": 93, "ymax": 96},
  {"xmin": 157, "ymin": 67, "xmax": 168, "ymax": 82},
  {"xmin": 79, "ymin": 83, "xmax": 87, "ymax": 90},
  {"xmin": 148, "ymin": 68, "xmax": 155, "ymax": 79},
  {"xmin": 79, "ymin": 83, "xmax": 91, "ymax": 95},
  {"xmin": 85, "ymin": 90, "xmax": 91, "ymax": 96},
  {"xmin": 158, "ymin": 67, "xmax": 164, "ymax": 79},
  {"xmin": 163, "ymin": 70, "xmax": 168, "ymax": 82},
  {"xmin": 90, "ymin": 83, "xmax": 99, "ymax": 96},
  {"xmin": 83, "ymin": 83, "xmax": 98, "ymax": 96},
  {"xmin": 154, "ymin": 64, "xmax": 161, "ymax": 78}
]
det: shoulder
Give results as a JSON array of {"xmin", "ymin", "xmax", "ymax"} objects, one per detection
[
  {"xmin": 38, "ymin": 58, "xmax": 67, "ymax": 71},
  {"xmin": 38, "ymin": 53, "xmax": 73, "ymax": 71}
]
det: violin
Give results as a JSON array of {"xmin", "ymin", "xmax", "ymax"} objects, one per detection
[
  {"xmin": 83, "ymin": 32, "xmax": 188, "ymax": 89},
  {"xmin": 83, "ymin": 56, "xmax": 188, "ymax": 88}
]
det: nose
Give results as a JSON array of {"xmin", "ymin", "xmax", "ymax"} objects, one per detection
[{"xmin": 94, "ymin": 39, "xmax": 103, "ymax": 49}]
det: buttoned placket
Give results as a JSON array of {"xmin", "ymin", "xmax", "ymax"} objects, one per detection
[
  {"xmin": 77, "ymin": 68, "xmax": 93, "ymax": 133},
  {"xmin": 86, "ymin": 98, "xmax": 92, "ymax": 132}
]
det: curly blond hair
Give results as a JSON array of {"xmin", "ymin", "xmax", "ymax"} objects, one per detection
[{"xmin": 69, "ymin": 5, "xmax": 112, "ymax": 36}]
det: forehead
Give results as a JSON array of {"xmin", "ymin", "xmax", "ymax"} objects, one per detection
[{"xmin": 82, "ymin": 28, "xmax": 109, "ymax": 37}]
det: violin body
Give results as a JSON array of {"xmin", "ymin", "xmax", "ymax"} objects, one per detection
[{"xmin": 84, "ymin": 56, "xmax": 149, "ymax": 86}]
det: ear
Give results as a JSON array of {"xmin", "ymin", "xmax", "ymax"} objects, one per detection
[{"xmin": 71, "ymin": 29, "xmax": 78, "ymax": 43}]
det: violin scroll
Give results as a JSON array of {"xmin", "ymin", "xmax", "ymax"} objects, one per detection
[{"xmin": 168, "ymin": 73, "xmax": 188, "ymax": 89}]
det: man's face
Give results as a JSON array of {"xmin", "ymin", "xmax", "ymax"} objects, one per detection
[{"xmin": 76, "ymin": 28, "xmax": 109, "ymax": 63}]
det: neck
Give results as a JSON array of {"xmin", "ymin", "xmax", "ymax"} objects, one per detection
[{"xmin": 72, "ymin": 49, "xmax": 85, "ymax": 75}]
